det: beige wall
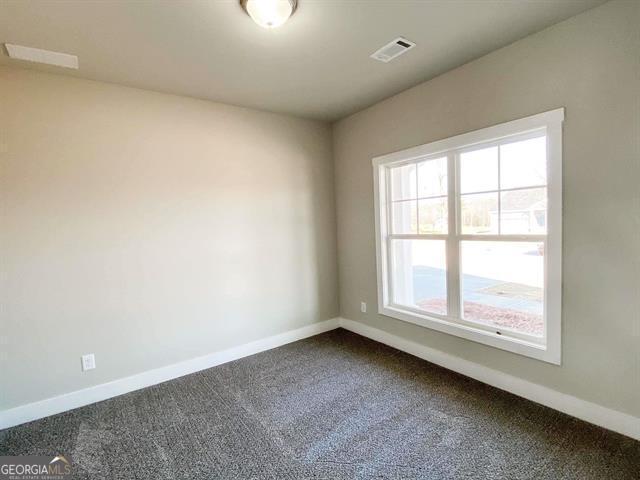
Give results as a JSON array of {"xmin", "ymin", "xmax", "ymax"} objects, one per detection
[
  {"xmin": 1, "ymin": 0, "xmax": 638, "ymax": 421},
  {"xmin": 333, "ymin": 0, "xmax": 640, "ymax": 417},
  {"xmin": 0, "ymin": 67, "xmax": 338, "ymax": 409}
]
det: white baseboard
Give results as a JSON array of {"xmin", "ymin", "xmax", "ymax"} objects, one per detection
[
  {"xmin": 0, "ymin": 318, "xmax": 340, "ymax": 430},
  {"xmin": 3, "ymin": 316, "xmax": 638, "ymax": 441},
  {"xmin": 339, "ymin": 317, "xmax": 640, "ymax": 441}
]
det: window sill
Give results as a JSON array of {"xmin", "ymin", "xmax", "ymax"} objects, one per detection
[{"xmin": 379, "ymin": 304, "xmax": 560, "ymax": 365}]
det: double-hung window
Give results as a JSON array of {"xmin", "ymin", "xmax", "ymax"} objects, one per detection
[{"xmin": 373, "ymin": 109, "xmax": 563, "ymax": 363}]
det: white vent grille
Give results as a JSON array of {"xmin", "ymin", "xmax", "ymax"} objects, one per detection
[
  {"xmin": 370, "ymin": 37, "xmax": 415, "ymax": 63},
  {"xmin": 4, "ymin": 44, "xmax": 79, "ymax": 69}
]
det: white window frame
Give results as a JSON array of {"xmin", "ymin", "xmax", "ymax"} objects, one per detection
[{"xmin": 373, "ymin": 108, "xmax": 563, "ymax": 364}]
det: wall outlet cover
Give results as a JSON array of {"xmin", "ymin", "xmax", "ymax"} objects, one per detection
[{"xmin": 81, "ymin": 354, "xmax": 96, "ymax": 371}]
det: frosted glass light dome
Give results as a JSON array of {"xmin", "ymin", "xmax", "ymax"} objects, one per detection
[{"xmin": 241, "ymin": 0, "xmax": 297, "ymax": 29}]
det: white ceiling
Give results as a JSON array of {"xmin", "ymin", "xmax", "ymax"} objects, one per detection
[{"xmin": 0, "ymin": 0, "xmax": 606, "ymax": 121}]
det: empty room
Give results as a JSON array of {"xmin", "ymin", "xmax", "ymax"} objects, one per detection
[{"xmin": 0, "ymin": 0, "xmax": 638, "ymax": 478}]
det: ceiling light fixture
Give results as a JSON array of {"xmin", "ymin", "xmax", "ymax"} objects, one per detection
[{"xmin": 240, "ymin": 0, "xmax": 297, "ymax": 29}]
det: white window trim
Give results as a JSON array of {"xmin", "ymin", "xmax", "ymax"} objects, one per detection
[{"xmin": 373, "ymin": 108, "xmax": 564, "ymax": 364}]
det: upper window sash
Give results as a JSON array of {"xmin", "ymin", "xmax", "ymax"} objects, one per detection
[{"xmin": 384, "ymin": 127, "xmax": 552, "ymax": 239}]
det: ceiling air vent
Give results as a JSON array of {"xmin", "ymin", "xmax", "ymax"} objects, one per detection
[
  {"xmin": 370, "ymin": 37, "xmax": 415, "ymax": 63},
  {"xmin": 4, "ymin": 44, "xmax": 79, "ymax": 69}
]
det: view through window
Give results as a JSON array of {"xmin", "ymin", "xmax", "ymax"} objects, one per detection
[{"xmin": 375, "ymin": 109, "xmax": 563, "ymax": 362}]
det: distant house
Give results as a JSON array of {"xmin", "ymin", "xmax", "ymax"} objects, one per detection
[{"xmin": 490, "ymin": 200, "xmax": 546, "ymax": 234}]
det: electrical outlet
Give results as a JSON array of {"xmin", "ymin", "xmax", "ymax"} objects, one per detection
[
  {"xmin": 360, "ymin": 302, "xmax": 367, "ymax": 313},
  {"xmin": 81, "ymin": 354, "xmax": 96, "ymax": 371}
]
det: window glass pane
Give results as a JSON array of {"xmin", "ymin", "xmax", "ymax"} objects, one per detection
[
  {"xmin": 391, "ymin": 200, "xmax": 417, "ymax": 234},
  {"xmin": 460, "ymin": 146, "xmax": 498, "ymax": 193},
  {"xmin": 418, "ymin": 198, "xmax": 447, "ymax": 234},
  {"xmin": 390, "ymin": 163, "xmax": 416, "ymax": 200},
  {"xmin": 461, "ymin": 241, "xmax": 544, "ymax": 336},
  {"xmin": 461, "ymin": 192, "xmax": 498, "ymax": 234},
  {"xmin": 417, "ymin": 157, "xmax": 447, "ymax": 198},
  {"xmin": 391, "ymin": 240, "xmax": 447, "ymax": 315},
  {"xmin": 500, "ymin": 136, "xmax": 547, "ymax": 189},
  {"xmin": 500, "ymin": 188, "xmax": 547, "ymax": 234}
]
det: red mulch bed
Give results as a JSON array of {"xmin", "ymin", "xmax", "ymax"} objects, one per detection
[{"xmin": 416, "ymin": 298, "xmax": 543, "ymax": 336}]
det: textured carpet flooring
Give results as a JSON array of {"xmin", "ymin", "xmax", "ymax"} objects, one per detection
[{"xmin": 1, "ymin": 329, "xmax": 638, "ymax": 479}]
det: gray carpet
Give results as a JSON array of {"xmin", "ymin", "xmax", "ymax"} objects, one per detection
[{"xmin": 1, "ymin": 329, "xmax": 638, "ymax": 479}]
